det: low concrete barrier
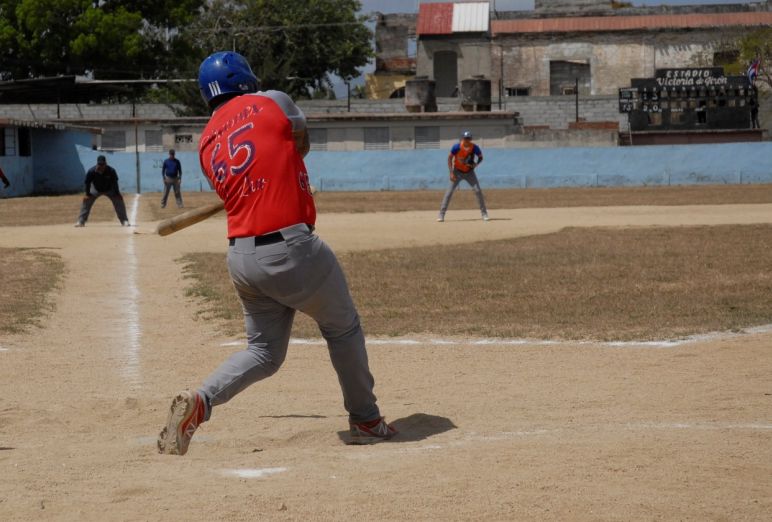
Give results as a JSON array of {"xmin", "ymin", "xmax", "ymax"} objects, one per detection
[{"xmin": 25, "ymin": 141, "xmax": 772, "ymax": 195}]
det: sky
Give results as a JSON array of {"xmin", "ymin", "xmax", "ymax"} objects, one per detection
[{"xmin": 359, "ymin": 0, "xmax": 758, "ymax": 14}]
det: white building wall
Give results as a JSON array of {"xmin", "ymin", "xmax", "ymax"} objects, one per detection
[{"xmin": 495, "ymin": 29, "xmax": 740, "ymax": 97}]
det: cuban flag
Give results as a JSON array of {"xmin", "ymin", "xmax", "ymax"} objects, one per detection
[{"xmin": 747, "ymin": 58, "xmax": 760, "ymax": 84}]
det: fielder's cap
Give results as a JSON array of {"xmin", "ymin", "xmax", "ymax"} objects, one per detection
[
  {"xmin": 461, "ymin": 130, "xmax": 473, "ymax": 139},
  {"xmin": 96, "ymin": 155, "xmax": 107, "ymax": 165}
]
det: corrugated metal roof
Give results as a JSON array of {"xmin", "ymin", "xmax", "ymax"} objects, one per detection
[
  {"xmin": 452, "ymin": 3, "xmax": 490, "ymax": 33},
  {"xmin": 417, "ymin": 2, "xmax": 490, "ymax": 35},
  {"xmin": 0, "ymin": 118, "xmax": 68, "ymax": 131},
  {"xmin": 417, "ymin": 3, "xmax": 453, "ymax": 35},
  {"xmin": 492, "ymin": 12, "xmax": 772, "ymax": 35}
]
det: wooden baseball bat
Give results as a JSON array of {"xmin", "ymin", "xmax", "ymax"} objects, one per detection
[
  {"xmin": 156, "ymin": 201, "xmax": 225, "ymax": 236},
  {"xmin": 155, "ymin": 183, "xmax": 316, "ymax": 236}
]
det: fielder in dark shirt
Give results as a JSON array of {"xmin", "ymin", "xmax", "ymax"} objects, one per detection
[
  {"xmin": 0, "ymin": 166, "xmax": 9, "ymax": 188},
  {"xmin": 160, "ymin": 149, "xmax": 184, "ymax": 208},
  {"xmin": 84, "ymin": 163, "xmax": 120, "ymax": 194},
  {"xmin": 75, "ymin": 155, "xmax": 130, "ymax": 227}
]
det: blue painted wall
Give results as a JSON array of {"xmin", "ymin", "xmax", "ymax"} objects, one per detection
[
  {"xmin": 80, "ymin": 141, "xmax": 772, "ymax": 193},
  {"xmin": 302, "ymin": 142, "xmax": 772, "ymax": 191},
  {"xmin": 15, "ymin": 140, "xmax": 772, "ymax": 197},
  {"xmin": 0, "ymin": 155, "xmax": 33, "ymax": 197},
  {"xmin": 70, "ymin": 146, "xmax": 211, "ymax": 195},
  {"xmin": 33, "ymin": 130, "xmax": 93, "ymax": 193},
  {"xmin": 0, "ymin": 129, "xmax": 92, "ymax": 197}
]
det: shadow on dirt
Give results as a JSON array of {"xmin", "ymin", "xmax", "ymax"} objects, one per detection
[{"xmin": 337, "ymin": 413, "xmax": 456, "ymax": 444}]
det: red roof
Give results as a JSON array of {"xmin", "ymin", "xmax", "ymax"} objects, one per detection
[
  {"xmin": 491, "ymin": 12, "xmax": 772, "ymax": 35},
  {"xmin": 417, "ymin": 3, "xmax": 453, "ymax": 35}
]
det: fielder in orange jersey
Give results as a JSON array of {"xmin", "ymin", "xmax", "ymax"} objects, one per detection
[
  {"xmin": 157, "ymin": 51, "xmax": 396, "ymax": 456},
  {"xmin": 437, "ymin": 130, "xmax": 489, "ymax": 222}
]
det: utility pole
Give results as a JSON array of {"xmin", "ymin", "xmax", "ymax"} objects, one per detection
[
  {"xmin": 499, "ymin": 45, "xmax": 504, "ymax": 110},
  {"xmin": 575, "ymin": 77, "xmax": 579, "ymax": 122},
  {"xmin": 132, "ymin": 100, "xmax": 140, "ymax": 193}
]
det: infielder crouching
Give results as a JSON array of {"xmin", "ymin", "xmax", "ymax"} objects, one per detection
[{"xmin": 74, "ymin": 155, "xmax": 130, "ymax": 227}]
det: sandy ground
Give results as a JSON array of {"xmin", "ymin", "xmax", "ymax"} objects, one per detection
[{"xmin": 0, "ymin": 198, "xmax": 771, "ymax": 521}]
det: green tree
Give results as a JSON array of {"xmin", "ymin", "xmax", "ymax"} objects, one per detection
[
  {"xmin": 0, "ymin": 0, "xmax": 203, "ymax": 80},
  {"xmin": 0, "ymin": 0, "xmax": 372, "ymax": 111},
  {"xmin": 717, "ymin": 27, "xmax": 772, "ymax": 89},
  {"xmin": 98, "ymin": 0, "xmax": 205, "ymax": 78},
  {"xmin": 102, "ymin": 0, "xmax": 203, "ymax": 28},
  {"xmin": 5, "ymin": 0, "xmax": 143, "ymax": 77},
  {"xmin": 178, "ymin": 0, "xmax": 373, "ymax": 101}
]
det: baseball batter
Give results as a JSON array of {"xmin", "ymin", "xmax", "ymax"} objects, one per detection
[
  {"xmin": 157, "ymin": 51, "xmax": 396, "ymax": 456},
  {"xmin": 437, "ymin": 131, "xmax": 489, "ymax": 222}
]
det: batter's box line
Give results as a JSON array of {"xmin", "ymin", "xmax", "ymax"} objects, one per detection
[
  {"xmin": 219, "ymin": 324, "xmax": 772, "ymax": 350},
  {"xmin": 346, "ymin": 421, "xmax": 772, "ymax": 459}
]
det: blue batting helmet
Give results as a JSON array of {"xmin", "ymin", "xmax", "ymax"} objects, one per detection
[
  {"xmin": 198, "ymin": 51, "xmax": 260, "ymax": 108},
  {"xmin": 461, "ymin": 130, "xmax": 473, "ymax": 139}
]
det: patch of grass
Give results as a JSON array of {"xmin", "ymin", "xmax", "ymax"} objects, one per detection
[
  {"xmin": 0, "ymin": 248, "xmax": 65, "ymax": 334},
  {"xmin": 312, "ymin": 184, "xmax": 772, "ymax": 213},
  {"xmin": 141, "ymin": 192, "xmax": 220, "ymax": 222},
  {"xmin": 0, "ymin": 194, "xmax": 132, "ymax": 226},
  {"xmin": 178, "ymin": 252, "xmax": 320, "ymax": 337},
  {"xmin": 178, "ymin": 224, "xmax": 772, "ymax": 341},
  {"xmin": 4, "ymin": 184, "xmax": 772, "ymax": 225},
  {"xmin": 180, "ymin": 254, "xmax": 242, "ymax": 336}
]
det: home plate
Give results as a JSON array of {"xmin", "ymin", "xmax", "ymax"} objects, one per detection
[{"xmin": 220, "ymin": 467, "xmax": 287, "ymax": 479}]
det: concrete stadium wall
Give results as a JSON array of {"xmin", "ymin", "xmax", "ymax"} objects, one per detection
[
  {"xmin": 48, "ymin": 141, "xmax": 772, "ymax": 195},
  {"xmin": 37, "ymin": 146, "xmax": 213, "ymax": 195},
  {"xmin": 0, "ymin": 129, "xmax": 92, "ymax": 198},
  {"xmin": 31, "ymin": 130, "xmax": 94, "ymax": 194},
  {"xmin": 303, "ymin": 142, "xmax": 772, "ymax": 191}
]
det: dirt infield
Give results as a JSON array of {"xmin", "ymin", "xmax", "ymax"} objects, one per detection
[{"xmin": 1, "ymin": 196, "xmax": 771, "ymax": 521}]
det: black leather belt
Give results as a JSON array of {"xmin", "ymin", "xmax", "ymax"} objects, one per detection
[{"xmin": 229, "ymin": 232, "xmax": 284, "ymax": 247}]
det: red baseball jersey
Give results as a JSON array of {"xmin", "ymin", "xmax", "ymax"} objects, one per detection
[{"xmin": 198, "ymin": 93, "xmax": 315, "ymax": 238}]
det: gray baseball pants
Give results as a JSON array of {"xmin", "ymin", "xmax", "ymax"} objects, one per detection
[
  {"xmin": 439, "ymin": 169, "xmax": 488, "ymax": 218},
  {"xmin": 161, "ymin": 176, "xmax": 183, "ymax": 208},
  {"xmin": 198, "ymin": 223, "xmax": 381, "ymax": 424},
  {"xmin": 77, "ymin": 188, "xmax": 129, "ymax": 224}
]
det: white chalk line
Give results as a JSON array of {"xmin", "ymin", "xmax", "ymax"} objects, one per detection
[
  {"xmin": 219, "ymin": 467, "xmax": 288, "ymax": 479},
  {"xmin": 218, "ymin": 323, "xmax": 772, "ymax": 350},
  {"xmin": 625, "ymin": 422, "xmax": 772, "ymax": 431},
  {"xmin": 346, "ymin": 422, "xmax": 772, "ymax": 459},
  {"xmin": 119, "ymin": 194, "xmax": 142, "ymax": 386}
]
